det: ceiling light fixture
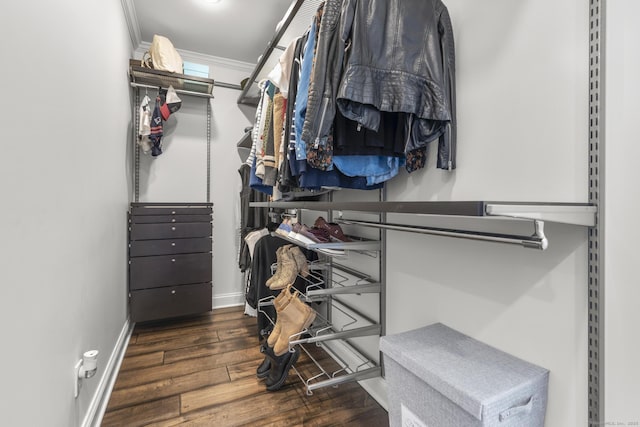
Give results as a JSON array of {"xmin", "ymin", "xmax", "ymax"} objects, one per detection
[{"xmin": 206, "ymin": 0, "xmax": 221, "ymax": 3}]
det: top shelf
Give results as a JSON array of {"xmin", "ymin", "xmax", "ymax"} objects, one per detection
[
  {"xmin": 129, "ymin": 64, "xmax": 215, "ymax": 98},
  {"xmin": 249, "ymin": 201, "xmax": 597, "ymax": 227}
]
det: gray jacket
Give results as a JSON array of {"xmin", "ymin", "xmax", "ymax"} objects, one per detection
[{"xmin": 337, "ymin": 0, "xmax": 457, "ymax": 170}]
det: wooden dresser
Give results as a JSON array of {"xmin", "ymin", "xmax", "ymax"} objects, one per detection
[{"xmin": 128, "ymin": 202, "xmax": 213, "ymax": 322}]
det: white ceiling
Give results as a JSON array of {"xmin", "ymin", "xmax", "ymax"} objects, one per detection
[{"xmin": 131, "ymin": 0, "xmax": 295, "ymax": 64}]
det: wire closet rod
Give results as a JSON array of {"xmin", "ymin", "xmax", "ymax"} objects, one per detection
[
  {"xmin": 338, "ymin": 219, "xmax": 549, "ymax": 250},
  {"xmin": 130, "ymin": 82, "xmax": 215, "ymax": 98},
  {"xmin": 214, "ymin": 81, "xmax": 243, "ymax": 91},
  {"xmin": 237, "ymin": 0, "xmax": 304, "ymax": 103},
  {"xmin": 131, "ymin": 80, "xmax": 242, "ymax": 93}
]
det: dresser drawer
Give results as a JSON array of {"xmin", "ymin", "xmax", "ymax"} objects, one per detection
[
  {"xmin": 130, "ymin": 253, "xmax": 212, "ymax": 290},
  {"xmin": 130, "ymin": 222, "xmax": 212, "ymax": 240},
  {"xmin": 130, "ymin": 237, "xmax": 212, "ymax": 257},
  {"xmin": 130, "ymin": 282, "xmax": 212, "ymax": 323},
  {"xmin": 131, "ymin": 206, "xmax": 212, "ymax": 216},
  {"xmin": 131, "ymin": 214, "xmax": 211, "ymax": 224}
]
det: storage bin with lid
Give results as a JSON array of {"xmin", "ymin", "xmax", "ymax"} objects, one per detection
[{"xmin": 379, "ymin": 323, "xmax": 549, "ymax": 427}]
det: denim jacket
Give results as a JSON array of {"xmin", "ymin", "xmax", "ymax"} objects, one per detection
[{"xmin": 294, "ymin": 12, "xmax": 317, "ymax": 162}]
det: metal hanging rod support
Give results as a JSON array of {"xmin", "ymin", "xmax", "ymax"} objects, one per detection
[
  {"xmin": 306, "ymin": 283, "xmax": 381, "ymax": 299},
  {"xmin": 130, "ymin": 82, "xmax": 215, "ymax": 99},
  {"xmin": 306, "ymin": 366, "xmax": 382, "ymax": 393},
  {"xmin": 332, "ymin": 262, "xmax": 376, "ymax": 281},
  {"xmin": 237, "ymin": 0, "xmax": 305, "ymax": 104},
  {"xmin": 338, "ymin": 219, "xmax": 549, "ymax": 250},
  {"xmin": 289, "ymin": 324, "xmax": 382, "ymax": 347},
  {"xmin": 330, "ymin": 298, "xmax": 379, "ymax": 326},
  {"xmin": 213, "ymin": 81, "xmax": 243, "ymax": 91}
]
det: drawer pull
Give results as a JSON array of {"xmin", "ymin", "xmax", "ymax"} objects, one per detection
[
  {"xmin": 171, "ymin": 242, "xmax": 176, "ymax": 247},
  {"xmin": 171, "ymin": 258, "xmax": 176, "ymax": 262},
  {"xmin": 171, "ymin": 219, "xmax": 176, "ymax": 223},
  {"xmin": 171, "ymin": 290, "xmax": 176, "ymax": 294},
  {"xmin": 171, "ymin": 226, "xmax": 176, "ymax": 231},
  {"xmin": 171, "ymin": 211, "xmax": 176, "ymax": 215}
]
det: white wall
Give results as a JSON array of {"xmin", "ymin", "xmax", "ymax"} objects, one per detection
[
  {"xmin": 604, "ymin": 0, "xmax": 640, "ymax": 423},
  {"xmin": 0, "ymin": 1, "xmax": 132, "ymax": 426},
  {"xmin": 133, "ymin": 46, "xmax": 255, "ymax": 308},
  {"xmin": 381, "ymin": 1, "xmax": 590, "ymax": 425}
]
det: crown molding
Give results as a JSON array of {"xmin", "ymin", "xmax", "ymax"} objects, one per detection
[
  {"xmin": 121, "ymin": 0, "xmax": 141, "ymax": 50},
  {"xmin": 136, "ymin": 41, "xmax": 256, "ymax": 73}
]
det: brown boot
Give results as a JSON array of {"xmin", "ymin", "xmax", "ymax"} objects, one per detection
[
  {"xmin": 265, "ymin": 245, "xmax": 292, "ymax": 288},
  {"xmin": 269, "ymin": 247, "xmax": 299, "ymax": 290},
  {"xmin": 288, "ymin": 246, "xmax": 309, "ymax": 277},
  {"xmin": 266, "ymin": 287, "xmax": 294, "ymax": 347},
  {"xmin": 273, "ymin": 294, "xmax": 316, "ymax": 356}
]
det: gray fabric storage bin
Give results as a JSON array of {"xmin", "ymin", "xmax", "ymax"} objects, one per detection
[{"xmin": 380, "ymin": 323, "xmax": 549, "ymax": 427}]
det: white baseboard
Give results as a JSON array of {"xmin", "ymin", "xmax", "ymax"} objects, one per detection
[
  {"xmin": 358, "ymin": 376, "xmax": 389, "ymax": 412},
  {"xmin": 321, "ymin": 340, "xmax": 389, "ymax": 411},
  {"xmin": 83, "ymin": 319, "xmax": 134, "ymax": 427},
  {"xmin": 212, "ymin": 292, "xmax": 245, "ymax": 309}
]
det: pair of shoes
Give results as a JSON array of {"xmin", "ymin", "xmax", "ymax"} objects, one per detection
[
  {"xmin": 288, "ymin": 222, "xmax": 303, "ymax": 239},
  {"xmin": 256, "ymin": 287, "xmax": 315, "ymax": 390},
  {"xmin": 265, "ymin": 287, "xmax": 316, "ymax": 356},
  {"xmin": 256, "ymin": 345, "xmax": 271, "ymax": 379},
  {"xmin": 257, "ymin": 288, "xmax": 293, "ymax": 380},
  {"xmin": 266, "ymin": 245, "xmax": 310, "ymax": 290},
  {"xmin": 265, "ymin": 245, "xmax": 291, "ymax": 287},
  {"xmin": 275, "ymin": 218, "xmax": 293, "ymax": 237},
  {"xmin": 314, "ymin": 217, "xmax": 352, "ymax": 242},
  {"xmin": 272, "ymin": 290, "xmax": 316, "ymax": 356},
  {"xmin": 262, "ymin": 344, "xmax": 300, "ymax": 391},
  {"xmin": 256, "ymin": 327, "xmax": 273, "ymax": 379},
  {"xmin": 267, "ymin": 287, "xmax": 295, "ymax": 348},
  {"xmin": 299, "ymin": 225, "xmax": 331, "ymax": 243},
  {"xmin": 290, "ymin": 225, "xmax": 317, "ymax": 245}
]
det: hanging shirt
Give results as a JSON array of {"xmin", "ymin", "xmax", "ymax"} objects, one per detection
[
  {"xmin": 149, "ymin": 97, "xmax": 163, "ymax": 157},
  {"xmin": 333, "ymin": 155, "xmax": 405, "ymax": 186},
  {"xmin": 293, "ymin": 13, "xmax": 317, "ymax": 161},
  {"xmin": 137, "ymin": 95, "xmax": 152, "ymax": 154}
]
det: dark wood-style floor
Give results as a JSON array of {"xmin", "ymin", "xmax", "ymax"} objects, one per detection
[{"xmin": 102, "ymin": 306, "xmax": 389, "ymax": 426}]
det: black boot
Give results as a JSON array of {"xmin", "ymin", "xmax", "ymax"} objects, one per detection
[
  {"xmin": 256, "ymin": 344, "xmax": 271, "ymax": 379},
  {"xmin": 256, "ymin": 328, "xmax": 273, "ymax": 379},
  {"xmin": 264, "ymin": 345, "xmax": 299, "ymax": 391}
]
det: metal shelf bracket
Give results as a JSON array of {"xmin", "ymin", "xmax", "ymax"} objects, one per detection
[{"xmin": 485, "ymin": 203, "xmax": 597, "ymax": 226}]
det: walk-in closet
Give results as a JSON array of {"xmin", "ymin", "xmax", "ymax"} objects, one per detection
[{"xmin": 2, "ymin": 0, "xmax": 638, "ymax": 426}]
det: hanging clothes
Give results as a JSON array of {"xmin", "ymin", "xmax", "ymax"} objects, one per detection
[
  {"xmin": 336, "ymin": 0, "xmax": 457, "ymax": 171},
  {"xmin": 271, "ymin": 93, "xmax": 287, "ymax": 178},
  {"xmin": 254, "ymin": 81, "xmax": 274, "ymax": 180},
  {"xmin": 247, "ymin": 234, "xmax": 318, "ymax": 338},
  {"xmin": 301, "ymin": 0, "xmax": 344, "ymax": 171},
  {"xmin": 260, "ymin": 93, "xmax": 276, "ymax": 185},
  {"xmin": 137, "ymin": 95, "xmax": 152, "ymax": 154},
  {"xmin": 149, "ymin": 96, "xmax": 164, "ymax": 157},
  {"xmin": 238, "ymin": 163, "xmax": 270, "ymax": 272},
  {"xmin": 278, "ymin": 35, "xmax": 306, "ymax": 193},
  {"xmin": 293, "ymin": 10, "xmax": 317, "ymax": 162}
]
